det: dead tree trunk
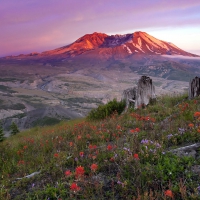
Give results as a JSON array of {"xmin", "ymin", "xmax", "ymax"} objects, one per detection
[
  {"xmin": 122, "ymin": 76, "xmax": 156, "ymax": 110},
  {"xmin": 134, "ymin": 76, "xmax": 156, "ymax": 109},
  {"xmin": 122, "ymin": 87, "xmax": 137, "ymax": 111},
  {"xmin": 189, "ymin": 77, "xmax": 200, "ymax": 99}
]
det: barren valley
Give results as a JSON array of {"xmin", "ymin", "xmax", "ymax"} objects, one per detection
[{"xmin": 0, "ymin": 57, "xmax": 193, "ymax": 135}]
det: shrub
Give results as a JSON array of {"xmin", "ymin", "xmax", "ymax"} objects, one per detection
[
  {"xmin": 87, "ymin": 98, "xmax": 126, "ymax": 120},
  {"xmin": 10, "ymin": 122, "xmax": 20, "ymax": 135},
  {"xmin": 0, "ymin": 123, "xmax": 4, "ymax": 142}
]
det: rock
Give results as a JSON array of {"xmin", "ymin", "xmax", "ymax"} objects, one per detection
[
  {"xmin": 122, "ymin": 76, "xmax": 156, "ymax": 110},
  {"xmin": 189, "ymin": 76, "xmax": 200, "ymax": 99},
  {"xmin": 169, "ymin": 143, "xmax": 200, "ymax": 158}
]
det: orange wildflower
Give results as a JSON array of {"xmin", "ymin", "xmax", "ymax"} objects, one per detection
[
  {"xmin": 69, "ymin": 142, "xmax": 73, "ymax": 147},
  {"xmin": 188, "ymin": 123, "xmax": 194, "ymax": 128},
  {"xmin": 194, "ymin": 112, "xmax": 200, "ymax": 117},
  {"xmin": 90, "ymin": 163, "xmax": 98, "ymax": 172},
  {"xmin": 164, "ymin": 189, "xmax": 173, "ymax": 198},
  {"xmin": 54, "ymin": 153, "xmax": 59, "ymax": 158}
]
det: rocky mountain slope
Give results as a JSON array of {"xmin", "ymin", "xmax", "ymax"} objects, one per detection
[{"xmin": 14, "ymin": 31, "xmax": 198, "ymax": 59}]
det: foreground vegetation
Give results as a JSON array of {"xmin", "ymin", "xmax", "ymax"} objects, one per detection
[{"xmin": 1, "ymin": 93, "xmax": 200, "ymax": 199}]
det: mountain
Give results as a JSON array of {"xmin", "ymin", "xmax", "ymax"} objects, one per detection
[
  {"xmin": 42, "ymin": 31, "xmax": 198, "ymax": 58},
  {"xmin": 13, "ymin": 31, "xmax": 198, "ymax": 60}
]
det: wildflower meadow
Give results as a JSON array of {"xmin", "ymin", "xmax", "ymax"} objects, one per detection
[{"xmin": 1, "ymin": 93, "xmax": 200, "ymax": 199}]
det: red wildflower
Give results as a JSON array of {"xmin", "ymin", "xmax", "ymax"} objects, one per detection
[
  {"xmin": 70, "ymin": 182, "xmax": 80, "ymax": 192},
  {"xmin": 90, "ymin": 163, "xmax": 98, "ymax": 172},
  {"xmin": 130, "ymin": 129, "xmax": 135, "ymax": 133},
  {"xmin": 77, "ymin": 135, "xmax": 81, "ymax": 140},
  {"xmin": 23, "ymin": 145, "xmax": 28, "ymax": 149},
  {"xmin": 133, "ymin": 154, "xmax": 139, "ymax": 160},
  {"xmin": 92, "ymin": 155, "xmax": 97, "ymax": 160},
  {"xmin": 17, "ymin": 160, "xmax": 25, "ymax": 165},
  {"xmin": 110, "ymin": 157, "xmax": 115, "ymax": 162},
  {"xmin": 135, "ymin": 128, "xmax": 140, "ymax": 132},
  {"xmin": 164, "ymin": 189, "xmax": 173, "ymax": 198},
  {"xmin": 54, "ymin": 153, "xmax": 59, "ymax": 158},
  {"xmin": 79, "ymin": 151, "xmax": 84, "ymax": 157},
  {"xmin": 69, "ymin": 142, "xmax": 73, "ymax": 147},
  {"xmin": 194, "ymin": 112, "xmax": 200, "ymax": 117},
  {"xmin": 75, "ymin": 166, "xmax": 85, "ymax": 178},
  {"xmin": 89, "ymin": 144, "xmax": 97, "ymax": 150},
  {"xmin": 65, "ymin": 170, "xmax": 72, "ymax": 177},
  {"xmin": 17, "ymin": 150, "xmax": 24, "ymax": 156},
  {"xmin": 107, "ymin": 144, "xmax": 113, "ymax": 151},
  {"xmin": 188, "ymin": 123, "xmax": 194, "ymax": 128},
  {"xmin": 116, "ymin": 125, "xmax": 121, "ymax": 130}
]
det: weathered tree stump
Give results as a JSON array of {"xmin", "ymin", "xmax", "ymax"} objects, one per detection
[
  {"xmin": 189, "ymin": 76, "xmax": 200, "ymax": 99},
  {"xmin": 122, "ymin": 87, "xmax": 137, "ymax": 111},
  {"xmin": 122, "ymin": 76, "xmax": 156, "ymax": 110}
]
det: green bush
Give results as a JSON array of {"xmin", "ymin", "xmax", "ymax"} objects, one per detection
[
  {"xmin": 87, "ymin": 98, "xmax": 126, "ymax": 120},
  {"xmin": 10, "ymin": 122, "xmax": 20, "ymax": 135},
  {"xmin": 0, "ymin": 123, "xmax": 4, "ymax": 142}
]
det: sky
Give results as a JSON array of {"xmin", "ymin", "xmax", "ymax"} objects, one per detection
[{"xmin": 1, "ymin": 0, "xmax": 200, "ymax": 57}]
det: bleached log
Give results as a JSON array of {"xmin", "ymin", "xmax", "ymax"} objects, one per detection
[
  {"xmin": 169, "ymin": 143, "xmax": 200, "ymax": 153},
  {"xmin": 16, "ymin": 171, "xmax": 40, "ymax": 180}
]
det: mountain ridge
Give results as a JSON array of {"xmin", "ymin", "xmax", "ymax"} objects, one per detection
[{"xmin": 12, "ymin": 31, "xmax": 199, "ymax": 59}]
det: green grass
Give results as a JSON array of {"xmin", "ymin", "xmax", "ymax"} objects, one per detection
[
  {"xmin": 32, "ymin": 117, "xmax": 61, "ymax": 127},
  {"xmin": 1, "ymin": 93, "xmax": 200, "ymax": 199}
]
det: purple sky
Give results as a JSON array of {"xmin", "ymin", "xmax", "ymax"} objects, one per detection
[{"xmin": 1, "ymin": 0, "xmax": 200, "ymax": 57}]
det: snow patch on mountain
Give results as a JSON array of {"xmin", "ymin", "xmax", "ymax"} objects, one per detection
[
  {"xmin": 123, "ymin": 44, "xmax": 132, "ymax": 54},
  {"xmin": 146, "ymin": 44, "xmax": 154, "ymax": 52},
  {"xmin": 132, "ymin": 43, "xmax": 145, "ymax": 53},
  {"xmin": 138, "ymin": 37, "xmax": 142, "ymax": 47}
]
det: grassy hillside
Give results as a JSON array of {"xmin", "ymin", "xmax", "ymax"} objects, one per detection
[{"xmin": 1, "ymin": 93, "xmax": 200, "ymax": 199}]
